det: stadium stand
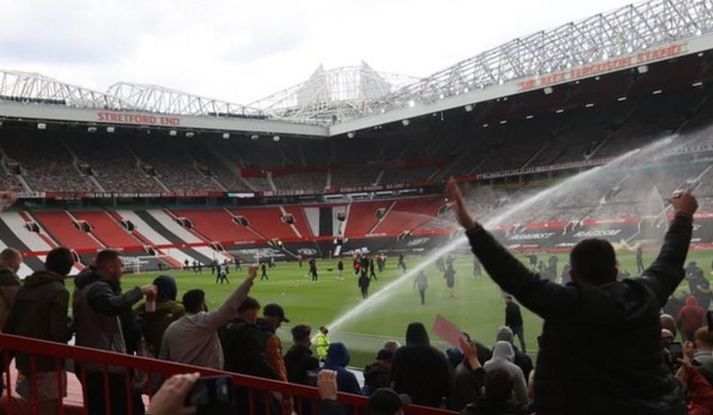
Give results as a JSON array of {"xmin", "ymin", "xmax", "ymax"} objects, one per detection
[
  {"xmin": 229, "ymin": 207, "xmax": 302, "ymax": 241},
  {"xmin": 173, "ymin": 208, "xmax": 261, "ymax": 244},
  {"xmin": 66, "ymin": 133, "xmax": 165, "ymax": 193},
  {"xmin": 32, "ymin": 211, "xmax": 104, "ymax": 253},
  {"xmin": 71, "ymin": 210, "xmax": 144, "ymax": 252}
]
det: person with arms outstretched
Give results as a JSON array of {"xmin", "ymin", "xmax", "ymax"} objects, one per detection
[{"xmin": 447, "ymin": 179, "xmax": 697, "ymax": 414}]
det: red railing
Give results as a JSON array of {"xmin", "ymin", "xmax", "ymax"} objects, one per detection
[{"xmin": 0, "ymin": 334, "xmax": 453, "ymax": 415}]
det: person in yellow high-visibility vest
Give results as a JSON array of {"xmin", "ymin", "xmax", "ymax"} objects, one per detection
[{"xmin": 314, "ymin": 326, "xmax": 330, "ymax": 361}]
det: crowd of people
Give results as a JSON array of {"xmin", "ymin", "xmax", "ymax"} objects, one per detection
[{"xmin": 0, "ymin": 182, "xmax": 712, "ymax": 415}]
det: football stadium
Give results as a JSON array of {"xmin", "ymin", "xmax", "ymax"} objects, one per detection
[{"xmin": 1, "ymin": 0, "xmax": 713, "ymax": 413}]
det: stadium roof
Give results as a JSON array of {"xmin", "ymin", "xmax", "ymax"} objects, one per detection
[{"xmin": 1, "ymin": 0, "xmax": 713, "ymax": 137}]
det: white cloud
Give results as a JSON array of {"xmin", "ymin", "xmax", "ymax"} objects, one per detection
[{"xmin": 0, "ymin": 0, "xmax": 635, "ymax": 103}]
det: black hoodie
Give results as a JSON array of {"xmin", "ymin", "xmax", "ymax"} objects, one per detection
[
  {"xmin": 390, "ymin": 323, "xmax": 451, "ymax": 407},
  {"xmin": 4, "ymin": 270, "xmax": 72, "ymax": 373}
]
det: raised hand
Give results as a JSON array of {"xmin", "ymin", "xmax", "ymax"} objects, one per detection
[
  {"xmin": 446, "ymin": 178, "xmax": 476, "ymax": 230},
  {"xmin": 671, "ymin": 190, "xmax": 698, "ymax": 218}
]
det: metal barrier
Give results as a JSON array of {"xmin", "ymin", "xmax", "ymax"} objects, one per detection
[{"xmin": 0, "ymin": 333, "xmax": 454, "ymax": 415}]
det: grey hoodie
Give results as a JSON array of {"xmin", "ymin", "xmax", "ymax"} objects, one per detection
[{"xmin": 483, "ymin": 341, "xmax": 529, "ymax": 405}]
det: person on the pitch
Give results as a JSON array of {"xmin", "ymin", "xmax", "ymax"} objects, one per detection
[
  {"xmin": 369, "ymin": 256, "xmax": 377, "ymax": 280},
  {"xmin": 636, "ymin": 244, "xmax": 645, "ymax": 274},
  {"xmin": 337, "ymin": 259, "xmax": 344, "ymax": 280},
  {"xmin": 216, "ymin": 263, "xmax": 230, "ymax": 284},
  {"xmin": 309, "ymin": 257, "xmax": 318, "ymax": 282},
  {"xmin": 397, "ymin": 254, "xmax": 407, "ymax": 272},
  {"xmin": 414, "ymin": 270, "xmax": 428, "ymax": 305},
  {"xmin": 444, "ymin": 262, "xmax": 456, "ymax": 298},
  {"xmin": 234, "ymin": 258, "xmax": 241, "ymax": 271},
  {"xmin": 358, "ymin": 272, "xmax": 370, "ymax": 299},
  {"xmin": 473, "ymin": 258, "xmax": 482, "ymax": 277},
  {"xmin": 260, "ymin": 262, "xmax": 269, "ymax": 281}
]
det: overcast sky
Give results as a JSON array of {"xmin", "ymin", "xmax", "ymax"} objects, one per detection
[{"xmin": 0, "ymin": 0, "xmax": 637, "ymax": 104}]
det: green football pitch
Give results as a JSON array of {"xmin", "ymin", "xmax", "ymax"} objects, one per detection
[{"xmin": 123, "ymin": 249, "xmax": 712, "ymax": 368}]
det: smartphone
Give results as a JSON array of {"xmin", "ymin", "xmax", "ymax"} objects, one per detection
[
  {"xmin": 185, "ymin": 376, "xmax": 234, "ymax": 407},
  {"xmin": 667, "ymin": 341, "xmax": 683, "ymax": 362}
]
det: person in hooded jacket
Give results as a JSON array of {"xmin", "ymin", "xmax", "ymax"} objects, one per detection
[
  {"xmin": 135, "ymin": 275, "xmax": 185, "ymax": 357},
  {"xmin": 448, "ymin": 180, "xmax": 697, "ymax": 415},
  {"xmin": 677, "ymin": 296, "xmax": 708, "ymax": 341},
  {"xmin": 4, "ymin": 247, "xmax": 74, "ymax": 414},
  {"xmin": 322, "ymin": 342, "xmax": 361, "ymax": 395},
  {"xmin": 390, "ymin": 322, "xmax": 451, "ymax": 408},
  {"xmin": 483, "ymin": 341, "xmax": 528, "ymax": 405}
]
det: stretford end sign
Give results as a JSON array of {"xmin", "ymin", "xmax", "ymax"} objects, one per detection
[
  {"xmin": 517, "ymin": 43, "xmax": 685, "ymax": 92},
  {"xmin": 96, "ymin": 111, "xmax": 181, "ymax": 126}
]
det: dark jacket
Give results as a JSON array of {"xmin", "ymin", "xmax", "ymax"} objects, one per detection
[
  {"xmin": 362, "ymin": 362, "xmax": 390, "ymax": 395},
  {"xmin": 465, "ymin": 215, "xmax": 692, "ymax": 415},
  {"xmin": 220, "ymin": 317, "xmax": 277, "ymax": 379},
  {"xmin": 391, "ymin": 323, "xmax": 451, "ymax": 408},
  {"xmin": 322, "ymin": 343, "xmax": 361, "ymax": 395},
  {"xmin": 505, "ymin": 303, "xmax": 523, "ymax": 327},
  {"xmin": 0, "ymin": 265, "xmax": 21, "ymax": 330},
  {"xmin": 451, "ymin": 360, "xmax": 486, "ymax": 411},
  {"xmin": 284, "ymin": 344, "xmax": 319, "ymax": 386},
  {"xmin": 135, "ymin": 274, "xmax": 185, "ymax": 356},
  {"xmin": 461, "ymin": 399, "xmax": 530, "ymax": 415},
  {"xmin": 4, "ymin": 270, "xmax": 72, "ymax": 373},
  {"xmin": 512, "ymin": 348, "xmax": 533, "ymax": 385},
  {"xmin": 73, "ymin": 270, "xmax": 143, "ymax": 367},
  {"xmin": 135, "ymin": 299, "xmax": 185, "ymax": 356}
]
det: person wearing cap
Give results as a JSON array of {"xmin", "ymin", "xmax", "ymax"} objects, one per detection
[
  {"xmin": 258, "ymin": 303, "xmax": 290, "ymax": 382},
  {"xmin": 159, "ymin": 266, "xmax": 257, "ymax": 370},
  {"xmin": 363, "ymin": 349, "xmax": 393, "ymax": 396},
  {"xmin": 495, "ymin": 326, "xmax": 532, "ymax": 382}
]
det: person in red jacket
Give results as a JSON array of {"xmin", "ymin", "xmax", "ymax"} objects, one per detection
[
  {"xmin": 678, "ymin": 296, "xmax": 708, "ymax": 341},
  {"xmin": 675, "ymin": 358, "xmax": 713, "ymax": 415}
]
